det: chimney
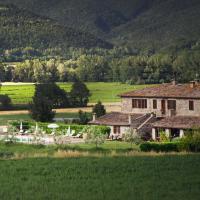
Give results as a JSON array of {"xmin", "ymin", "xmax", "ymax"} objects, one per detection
[
  {"xmin": 92, "ymin": 113, "xmax": 97, "ymax": 121},
  {"xmin": 195, "ymin": 79, "xmax": 199, "ymax": 85},
  {"xmin": 128, "ymin": 114, "xmax": 132, "ymax": 124},
  {"xmin": 171, "ymin": 79, "xmax": 177, "ymax": 86},
  {"xmin": 190, "ymin": 81, "xmax": 196, "ymax": 89}
]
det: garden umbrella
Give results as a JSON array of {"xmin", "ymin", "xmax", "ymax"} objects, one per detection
[
  {"xmin": 35, "ymin": 123, "xmax": 39, "ymax": 135},
  {"xmin": 20, "ymin": 122, "xmax": 23, "ymax": 133},
  {"xmin": 67, "ymin": 126, "xmax": 71, "ymax": 136},
  {"xmin": 48, "ymin": 124, "xmax": 59, "ymax": 135}
]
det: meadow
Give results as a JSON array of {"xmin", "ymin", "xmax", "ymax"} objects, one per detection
[
  {"xmin": 0, "ymin": 154, "xmax": 199, "ymax": 200},
  {"xmin": 0, "ymin": 82, "xmax": 150, "ymax": 105}
]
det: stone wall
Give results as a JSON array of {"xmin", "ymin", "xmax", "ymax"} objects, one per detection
[
  {"xmin": 109, "ymin": 125, "xmax": 130, "ymax": 135},
  {"xmin": 121, "ymin": 97, "xmax": 200, "ymax": 117}
]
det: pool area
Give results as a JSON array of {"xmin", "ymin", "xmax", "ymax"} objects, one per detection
[{"xmin": 0, "ymin": 134, "xmax": 84, "ymax": 145}]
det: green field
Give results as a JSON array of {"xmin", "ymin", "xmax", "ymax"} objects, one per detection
[
  {"xmin": 0, "ymin": 154, "xmax": 199, "ymax": 200},
  {"xmin": 0, "ymin": 82, "xmax": 150, "ymax": 105},
  {"xmin": 0, "ymin": 112, "xmax": 82, "ymax": 125}
]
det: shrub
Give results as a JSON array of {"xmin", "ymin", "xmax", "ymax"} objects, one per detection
[
  {"xmin": 180, "ymin": 129, "xmax": 200, "ymax": 152},
  {"xmin": 159, "ymin": 131, "xmax": 170, "ymax": 142},
  {"xmin": 0, "ymin": 151, "xmax": 14, "ymax": 158},
  {"xmin": 0, "ymin": 94, "xmax": 12, "ymax": 109},
  {"xmin": 78, "ymin": 110, "xmax": 90, "ymax": 125},
  {"xmin": 83, "ymin": 126, "xmax": 106, "ymax": 148},
  {"xmin": 122, "ymin": 128, "xmax": 142, "ymax": 148},
  {"xmin": 92, "ymin": 101, "xmax": 106, "ymax": 118},
  {"xmin": 140, "ymin": 142, "xmax": 180, "ymax": 152}
]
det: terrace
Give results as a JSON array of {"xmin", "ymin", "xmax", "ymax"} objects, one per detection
[{"xmin": 0, "ymin": 122, "xmax": 85, "ymax": 145}]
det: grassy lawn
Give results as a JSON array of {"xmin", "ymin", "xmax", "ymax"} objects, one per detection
[
  {"xmin": 0, "ymin": 141, "xmax": 135, "ymax": 155},
  {"xmin": 0, "ymin": 82, "xmax": 151, "ymax": 104},
  {"xmin": 0, "ymin": 155, "xmax": 199, "ymax": 200},
  {"xmin": 0, "ymin": 112, "xmax": 82, "ymax": 125}
]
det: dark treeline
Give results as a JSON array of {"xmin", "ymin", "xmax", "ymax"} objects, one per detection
[{"xmin": 1, "ymin": 45, "xmax": 200, "ymax": 84}]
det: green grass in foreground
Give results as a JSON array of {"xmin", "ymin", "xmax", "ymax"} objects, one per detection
[
  {"xmin": 0, "ymin": 141, "xmax": 135, "ymax": 155},
  {"xmin": 0, "ymin": 155, "xmax": 199, "ymax": 200},
  {"xmin": 0, "ymin": 82, "xmax": 151, "ymax": 104}
]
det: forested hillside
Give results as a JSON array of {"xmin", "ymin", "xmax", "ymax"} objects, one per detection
[
  {"xmin": 0, "ymin": 1, "xmax": 200, "ymax": 84},
  {"xmin": 1, "ymin": 0, "xmax": 200, "ymax": 51},
  {"xmin": 110, "ymin": 0, "xmax": 200, "ymax": 50},
  {"xmin": 0, "ymin": 4, "xmax": 111, "ymax": 52}
]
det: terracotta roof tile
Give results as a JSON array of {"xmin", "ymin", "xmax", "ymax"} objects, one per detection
[
  {"xmin": 89, "ymin": 112, "xmax": 143, "ymax": 126},
  {"xmin": 153, "ymin": 116, "xmax": 200, "ymax": 129},
  {"xmin": 120, "ymin": 83, "xmax": 200, "ymax": 99}
]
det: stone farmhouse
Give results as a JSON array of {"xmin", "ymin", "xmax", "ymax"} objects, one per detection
[{"xmin": 90, "ymin": 81, "xmax": 200, "ymax": 140}]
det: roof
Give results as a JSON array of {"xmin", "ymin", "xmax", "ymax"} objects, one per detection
[
  {"xmin": 152, "ymin": 116, "xmax": 200, "ymax": 129},
  {"xmin": 89, "ymin": 112, "xmax": 141, "ymax": 126},
  {"xmin": 120, "ymin": 83, "xmax": 200, "ymax": 99},
  {"xmin": 89, "ymin": 112, "xmax": 151, "ymax": 127}
]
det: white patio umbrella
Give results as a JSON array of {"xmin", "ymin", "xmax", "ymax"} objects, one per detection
[
  {"xmin": 48, "ymin": 123, "xmax": 59, "ymax": 135},
  {"xmin": 19, "ymin": 122, "xmax": 23, "ymax": 133},
  {"xmin": 66, "ymin": 126, "xmax": 71, "ymax": 136},
  {"xmin": 34, "ymin": 122, "xmax": 39, "ymax": 135}
]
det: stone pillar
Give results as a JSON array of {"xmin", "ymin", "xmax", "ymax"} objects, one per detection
[
  {"xmin": 128, "ymin": 114, "xmax": 132, "ymax": 124},
  {"xmin": 165, "ymin": 129, "xmax": 171, "ymax": 138},
  {"xmin": 152, "ymin": 128, "xmax": 156, "ymax": 140},
  {"xmin": 180, "ymin": 129, "xmax": 184, "ymax": 138}
]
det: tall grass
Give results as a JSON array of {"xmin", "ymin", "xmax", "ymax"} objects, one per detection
[{"xmin": 0, "ymin": 155, "xmax": 199, "ymax": 200}]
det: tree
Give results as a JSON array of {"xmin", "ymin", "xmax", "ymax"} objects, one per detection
[
  {"xmin": 180, "ymin": 128, "xmax": 200, "ymax": 152},
  {"xmin": 70, "ymin": 79, "xmax": 90, "ymax": 107},
  {"xmin": 0, "ymin": 95, "xmax": 12, "ymax": 109},
  {"xmin": 35, "ymin": 83, "xmax": 69, "ymax": 108},
  {"xmin": 29, "ymin": 84, "xmax": 55, "ymax": 122},
  {"xmin": 123, "ymin": 128, "xmax": 142, "ymax": 148},
  {"xmin": 78, "ymin": 110, "xmax": 90, "ymax": 125},
  {"xmin": 83, "ymin": 126, "xmax": 106, "ymax": 148},
  {"xmin": 92, "ymin": 101, "xmax": 106, "ymax": 118},
  {"xmin": 0, "ymin": 64, "xmax": 6, "ymax": 82}
]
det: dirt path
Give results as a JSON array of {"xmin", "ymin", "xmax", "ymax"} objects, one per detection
[{"xmin": 0, "ymin": 102, "xmax": 121, "ymax": 115}]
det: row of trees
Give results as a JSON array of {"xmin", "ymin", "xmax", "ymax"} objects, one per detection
[{"xmin": 1, "ymin": 49, "xmax": 200, "ymax": 84}]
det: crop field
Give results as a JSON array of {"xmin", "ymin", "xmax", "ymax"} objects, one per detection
[
  {"xmin": 0, "ymin": 154, "xmax": 199, "ymax": 200},
  {"xmin": 0, "ymin": 82, "xmax": 151, "ymax": 105}
]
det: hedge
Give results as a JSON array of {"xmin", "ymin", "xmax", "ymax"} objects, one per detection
[
  {"xmin": 140, "ymin": 142, "xmax": 181, "ymax": 152},
  {"xmin": 0, "ymin": 151, "xmax": 14, "ymax": 158}
]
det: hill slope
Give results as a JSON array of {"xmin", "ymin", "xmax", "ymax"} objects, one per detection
[
  {"xmin": 0, "ymin": 4, "xmax": 112, "ymax": 51},
  {"xmin": 0, "ymin": 0, "xmax": 200, "ymax": 51},
  {"xmin": 0, "ymin": 0, "xmax": 148, "ymax": 36},
  {"xmin": 110, "ymin": 0, "xmax": 200, "ymax": 50}
]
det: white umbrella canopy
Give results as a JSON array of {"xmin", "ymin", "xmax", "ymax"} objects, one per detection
[
  {"xmin": 20, "ymin": 122, "xmax": 24, "ymax": 133},
  {"xmin": 48, "ymin": 124, "xmax": 59, "ymax": 135},
  {"xmin": 66, "ymin": 126, "xmax": 71, "ymax": 136},
  {"xmin": 34, "ymin": 122, "xmax": 39, "ymax": 135},
  {"xmin": 48, "ymin": 124, "xmax": 59, "ymax": 129}
]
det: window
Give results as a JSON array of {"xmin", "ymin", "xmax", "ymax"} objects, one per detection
[
  {"xmin": 189, "ymin": 101, "xmax": 194, "ymax": 111},
  {"xmin": 167, "ymin": 100, "xmax": 176, "ymax": 110},
  {"xmin": 113, "ymin": 126, "xmax": 120, "ymax": 134},
  {"xmin": 153, "ymin": 100, "xmax": 157, "ymax": 109},
  {"xmin": 132, "ymin": 99, "xmax": 147, "ymax": 109}
]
